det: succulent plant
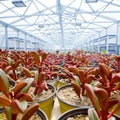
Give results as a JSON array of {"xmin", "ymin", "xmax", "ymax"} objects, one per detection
[
  {"xmin": 0, "ymin": 68, "xmax": 39, "ymax": 120},
  {"xmin": 85, "ymin": 83, "xmax": 120, "ymax": 120},
  {"xmin": 95, "ymin": 63, "xmax": 120, "ymax": 97},
  {"xmin": 68, "ymin": 66, "xmax": 96, "ymax": 98}
]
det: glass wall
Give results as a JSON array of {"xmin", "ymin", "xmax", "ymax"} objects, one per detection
[
  {"xmin": 0, "ymin": 24, "xmax": 5, "ymax": 49},
  {"xmin": 89, "ymin": 22, "xmax": 119, "ymax": 54},
  {"xmin": 0, "ymin": 21, "xmax": 46, "ymax": 50}
]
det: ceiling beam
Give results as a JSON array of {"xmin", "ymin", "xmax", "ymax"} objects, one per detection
[{"xmin": 1, "ymin": 10, "xmax": 120, "ymax": 19}]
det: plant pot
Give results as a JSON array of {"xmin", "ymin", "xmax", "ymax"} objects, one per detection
[
  {"xmin": 0, "ymin": 108, "xmax": 48, "ymax": 120},
  {"xmin": 55, "ymin": 77, "xmax": 73, "ymax": 90},
  {"xmin": 9, "ymin": 80, "xmax": 16, "ymax": 90},
  {"xmin": 57, "ymin": 79, "xmax": 69, "ymax": 89},
  {"xmin": 29, "ymin": 84, "xmax": 56, "ymax": 120},
  {"xmin": 46, "ymin": 78, "xmax": 68, "ymax": 90},
  {"xmin": 46, "ymin": 79, "xmax": 58, "ymax": 89},
  {"xmin": 36, "ymin": 108, "xmax": 48, "ymax": 120},
  {"xmin": 57, "ymin": 107, "xmax": 120, "ymax": 120},
  {"xmin": 56, "ymin": 84, "xmax": 91, "ymax": 114},
  {"xmin": 57, "ymin": 107, "xmax": 89, "ymax": 120}
]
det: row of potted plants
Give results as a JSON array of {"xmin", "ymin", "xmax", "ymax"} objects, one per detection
[
  {"xmin": 56, "ymin": 62, "xmax": 120, "ymax": 120},
  {"xmin": 0, "ymin": 49, "xmax": 120, "ymax": 120},
  {"xmin": 0, "ymin": 49, "xmax": 56, "ymax": 120}
]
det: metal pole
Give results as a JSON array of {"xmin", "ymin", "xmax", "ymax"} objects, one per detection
[
  {"xmin": 56, "ymin": 0, "xmax": 64, "ymax": 49},
  {"xmin": 5, "ymin": 26, "xmax": 8, "ymax": 49},
  {"xmin": 117, "ymin": 22, "xmax": 120, "ymax": 54}
]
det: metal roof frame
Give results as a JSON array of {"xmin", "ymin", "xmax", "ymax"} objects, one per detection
[{"xmin": 0, "ymin": 0, "xmax": 119, "ymax": 49}]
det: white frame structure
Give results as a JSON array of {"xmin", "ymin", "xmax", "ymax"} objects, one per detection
[{"xmin": 0, "ymin": 0, "xmax": 120, "ymax": 52}]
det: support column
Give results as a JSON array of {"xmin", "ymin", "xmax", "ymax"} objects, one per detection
[
  {"xmin": 5, "ymin": 26, "xmax": 8, "ymax": 49},
  {"xmin": 24, "ymin": 34, "xmax": 26, "ymax": 50},
  {"xmin": 106, "ymin": 35, "xmax": 108, "ymax": 54},
  {"xmin": 98, "ymin": 33, "xmax": 100, "ymax": 52},
  {"xmin": 117, "ymin": 22, "xmax": 120, "ymax": 54},
  {"xmin": 17, "ymin": 31, "xmax": 19, "ymax": 50},
  {"xmin": 56, "ymin": 0, "xmax": 64, "ymax": 49},
  {"xmin": 105, "ymin": 29, "xmax": 108, "ymax": 53}
]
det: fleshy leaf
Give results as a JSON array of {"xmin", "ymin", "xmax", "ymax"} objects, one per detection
[
  {"xmin": 13, "ymin": 60, "xmax": 22, "ymax": 69},
  {"xmin": 111, "ymin": 73, "xmax": 120, "ymax": 85},
  {"xmin": 0, "ymin": 94, "xmax": 11, "ymax": 106},
  {"xmin": 85, "ymin": 84, "xmax": 100, "ymax": 115},
  {"xmin": 112, "ymin": 82, "xmax": 120, "ymax": 91},
  {"xmin": 86, "ymin": 68, "xmax": 96, "ymax": 76},
  {"xmin": 36, "ymin": 81, "xmax": 48, "ymax": 96},
  {"xmin": 107, "ymin": 99, "xmax": 119, "ymax": 110},
  {"xmin": 22, "ymin": 67, "xmax": 32, "ymax": 78},
  {"xmin": 108, "ymin": 101, "xmax": 120, "ymax": 118},
  {"xmin": 19, "ymin": 101, "xmax": 28, "ymax": 112},
  {"xmin": 78, "ymin": 70, "xmax": 85, "ymax": 84},
  {"xmin": 11, "ymin": 99, "xmax": 24, "ymax": 114},
  {"xmin": 71, "ymin": 81, "xmax": 81, "ymax": 98},
  {"xmin": 33, "ymin": 70, "xmax": 39, "ymax": 82},
  {"xmin": 94, "ymin": 87, "xmax": 108, "ymax": 110},
  {"xmin": 4, "ymin": 66, "xmax": 12, "ymax": 73},
  {"xmin": 30, "ymin": 51, "xmax": 40, "ymax": 66},
  {"xmin": 41, "ymin": 52, "xmax": 47, "ymax": 62},
  {"xmin": 21, "ymin": 78, "xmax": 34, "ymax": 93},
  {"xmin": 14, "ymin": 81, "xmax": 27, "ymax": 96},
  {"xmin": 0, "ymin": 69, "xmax": 9, "ymax": 94},
  {"xmin": 86, "ymin": 75, "xmax": 95, "ymax": 84},
  {"xmin": 19, "ymin": 93, "xmax": 33, "ymax": 102},
  {"xmin": 99, "ymin": 63, "xmax": 110, "ymax": 78},
  {"xmin": 38, "ymin": 72, "xmax": 45, "ymax": 85},
  {"xmin": 22, "ymin": 103, "xmax": 39, "ymax": 120},
  {"xmin": 68, "ymin": 66, "xmax": 80, "ymax": 77},
  {"xmin": 88, "ymin": 108, "xmax": 100, "ymax": 120},
  {"xmin": 4, "ymin": 106, "xmax": 12, "ymax": 120}
]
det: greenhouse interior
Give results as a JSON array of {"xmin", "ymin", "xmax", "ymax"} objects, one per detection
[
  {"xmin": 0, "ymin": 0, "xmax": 119, "ymax": 53},
  {"xmin": 1, "ymin": 0, "xmax": 120, "ymax": 120}
]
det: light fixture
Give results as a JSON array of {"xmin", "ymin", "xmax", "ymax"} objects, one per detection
[
  {"xmin": 12, "ymin": 0, "xmax": 26, "ymax": 7},
  {"xmin": 85, "ymin": 0, "xmax": 98, "ymax": 3}
]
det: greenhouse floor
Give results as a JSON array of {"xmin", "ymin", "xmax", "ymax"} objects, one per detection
[{"xmin": 52, "ymin": 97, "xmax": 61, "ymax": 120}]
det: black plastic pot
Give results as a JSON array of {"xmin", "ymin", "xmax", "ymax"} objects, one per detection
[
  {"xmin": 9, "ymin": 80, "xmax": 16, "ymax": 90},
  {"xmin": 57, "ymin": 107, "xmax": 120, "ymax": 120},
  {"xmin": 0, "ymin": 108, "xmax": 48, "ymax": 120},
  {"xmin": 57, "ymin": 107, "xmax": 88, "ymax": 120},
  {"xmin": 36, "ymin": 108, "xmax": 48, "ymax": 120}
]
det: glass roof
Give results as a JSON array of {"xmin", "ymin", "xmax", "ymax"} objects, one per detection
[{"xmin": 0, "ymin": 0, "xmax": 120, "ymax": 49}]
